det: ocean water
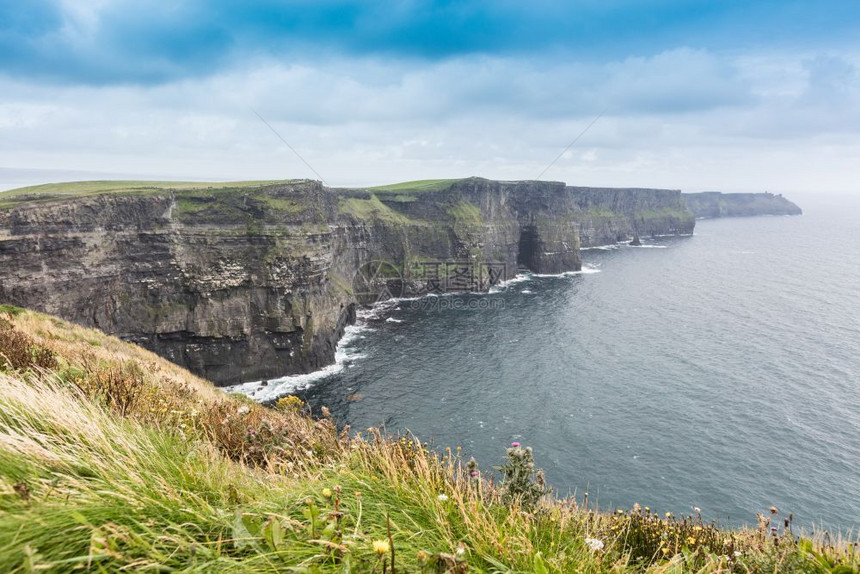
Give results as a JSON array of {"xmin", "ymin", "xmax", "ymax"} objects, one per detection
[{"xmin": 237, "ymin": 194, "xmax": 860, "ymax": 530}]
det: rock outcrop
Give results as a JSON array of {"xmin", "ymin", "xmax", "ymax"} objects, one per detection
[
  {"xmin": 0, "ymin": 177, "xmax": 696, "ymax": 385},
  {"xmin": 682, "ymin": 192, "xmax": 802, "ymax": 218}
]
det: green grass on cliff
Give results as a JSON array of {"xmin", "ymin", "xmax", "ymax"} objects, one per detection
[
  {"xmin": 369, "ymin": 179, "xmax": 461, "ymax": 193},
  {"xmin": 0, "ymin": 180, "xmax": 292, "ymax": 210},
  {"xmin": 338, "ymin": 194, "xmax": 414, "ymax": 224},
  {"xmin": 0, "ymin": 309, "xmax": 858, "ymax": 573},
  {"xmin": 5, "ymin": 179, "xmax": 287, "ymax": 195}
]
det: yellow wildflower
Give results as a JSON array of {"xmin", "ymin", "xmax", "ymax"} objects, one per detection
[
  {"xmin": 373, "ymin": 540, "xmax": 390, "ymax": 555},
  {"xmin": 322, "ymin": 488, "xmax": 332, "ymax": 498}
]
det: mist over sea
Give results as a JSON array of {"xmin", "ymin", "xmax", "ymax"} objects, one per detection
[{"xmin": 245, "ymin": 193, "xmax": 860, "ymax": 531}]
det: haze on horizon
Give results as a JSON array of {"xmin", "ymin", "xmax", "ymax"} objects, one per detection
[{"xmin": 1, "ymin": 1, "xmax": 859, "ymax": 194}]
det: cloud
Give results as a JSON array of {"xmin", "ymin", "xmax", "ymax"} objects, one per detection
[
  {"xmin": 1, "ymin": 2, "xmax": 859, "ymax": 194},
  {"xmin": 1, "ymin": 47, "xmax": 858, "ymax": 194},
  {"xmin": 2, "ymin": 1, "xmax": 860, "ymax": 85}
]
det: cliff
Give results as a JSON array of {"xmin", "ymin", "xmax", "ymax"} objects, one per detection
[
  {"xmin": 682, "ymin": 192, "xmax": 803, "ymax": 218},
  {"xmin": 566, "ymin": 186, "xmax": 694, "ymax": 247},
  {"xmin": 0, "ymin": 178, "xmax": 693, "ymax": 385}
]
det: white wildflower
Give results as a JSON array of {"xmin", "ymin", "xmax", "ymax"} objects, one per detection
[
  {"xmin": 437, "ymin": 494, "xmax": 449, "ymax": 502},
  {"xmin": 237, "ymin": 405, "xmax": 250, "ymax": 416},
  {"xmin": 585, "ymin": 538, "xmax": 604, "ymax": 551},
  {"xmin": 733, "ymin": 550, "xmax": 742, "ymax": 557}
]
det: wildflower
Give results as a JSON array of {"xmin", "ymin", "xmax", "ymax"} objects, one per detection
[
  {"xmin": 661, "ymin": 547, "xmax": 671, "ymax": 555},
  {"xmin": 437, "ymin": 494, "xmax": 448, "ymax": 502},
  {"xmin": 769, "ymin": 505, "xmax": 779, "ymax": 515},
  {"xmin": 237, "ymin": 405, "xmax": 250, "ymax": 416},
  {"xmin": 456, "ymin": 542, "xmax": 466, "ymax": 557},
  {"xmin": 733, "ymin": 550, "xmax": 742, "ymax": 557},
  {"xmin": 417, "ymin": 550, "xmax": 427, "ymax": 562},
  {"xmin": 694, "ymin": 506, "xmax": 701, "ymax": 513},
  {"xmin": 511, "ymin": 442, "xmax": 520, "ymax": 447},
  {"xmin": 616, "ymin": 509, "xmax": 624, "ymax": 515},
  {"xmin": 373, "ymin": 540, "xmax": 390, "ymax": 555},
  {"xmin": 470, "ymin": 470, "xmax": 479, "ymax": 477},
  {"xmin": 585, "ymin": 538, "xmax": 604, "ymax": 551},
  {"xmin": 686, "ymin": 537, "xmax": 697, "ymax": 545},
  {"xmin": 322, "ymin": 488, "xmax": 332, "ymax": 498},
  {"xmin": 665, "ymin": 512, "xmax": 672, "ymax": 518}
]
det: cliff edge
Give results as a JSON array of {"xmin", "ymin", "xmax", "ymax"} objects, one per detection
[{"xmin": 0, "ymin": 178, "xmax": 693, "ymax": 384}]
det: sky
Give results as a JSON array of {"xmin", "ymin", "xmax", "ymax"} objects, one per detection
[{"xmin": 1, "ymin": 0, "xmax": 859, "ymax": 193}]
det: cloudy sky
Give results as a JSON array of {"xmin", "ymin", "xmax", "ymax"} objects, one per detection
[{"xmin": 1, "ymin": 0, "xmax": 859, "ymax": 192}]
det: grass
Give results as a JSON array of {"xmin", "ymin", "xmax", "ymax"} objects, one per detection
[
  {"xmin": 0, "ymin": 180, "xmax": 294, "ymax": 211},
  {"xmin": 0, "ymin": 308, "xmax": 858, "ymax": 572},
  {"xmin": 0, "ymin": 178, "xmax": 457, "ymax": 209},
  {"xmin": 369, "ymin": 179, "xmax": 461, "ymax": 193},
  {"xmin": 446, "ymin": 201, "xmax": 483, "ymax": 227},
  {"xmin": 338, "ymin": 194, "xmax": 415, "ymax": 224},
  {"xmin": 2, "ymin": 179, "xmax": 288, "ymax": 197}
]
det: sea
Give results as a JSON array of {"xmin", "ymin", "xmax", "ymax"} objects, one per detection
[{"xmin": 230, "ymin": 193, "xmax": 860, "ymax": 531}]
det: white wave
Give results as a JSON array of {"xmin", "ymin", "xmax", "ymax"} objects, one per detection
[
  {"xmin": 578, "ymin": 265, "xmax": 602, "ymax": 274},
  {"xmin": 488, "ymin": 273, "xmax": 533, "ymax": 292},
  {"xmin": 582, "ymin": 244, "xmax": 621, "ymax": 251},
  {"xmin": 630, "ymin": 244, "xmax": 668, "ymax": 249},
  {"xmin": 224, "ymin": 323, "xmax": 369, "ymax": 402},
  {"xmin": 386, "ymin": 317, "xmax": 404, "ymax": 323},
  {"xmin": 532, "ymin": 265, "xmax": 601, "ymax": 277},
  {"xmin": 521, "ymin": 289, "xmax": 534, "ymax": 294}
]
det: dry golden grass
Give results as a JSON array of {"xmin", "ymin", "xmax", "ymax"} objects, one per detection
[{"xmin": 0, "ymin": 307, "xmax": 857, "ymax": 573}]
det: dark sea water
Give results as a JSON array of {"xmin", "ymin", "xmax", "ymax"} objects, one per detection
[{"xmin": 233, "ymin": 194, "xmax": 860, "ymax": 531}]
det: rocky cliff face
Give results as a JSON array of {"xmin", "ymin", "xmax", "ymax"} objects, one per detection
[
  {"xmin": 682, "ymin": 192, "xmax": 802, "ymax": 218},
  {"xmin": 565, "ymin": 186, "xmax": 695, "ymax": 247},
  {"xmin": 0, "ymin": 178, "xmax": 694, "ymax": 385}
]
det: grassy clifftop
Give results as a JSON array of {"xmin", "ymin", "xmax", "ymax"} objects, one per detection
[
  {"xmin": 1, "ymin": 307, "xmax": 856, "ymax": 572},
  {"xmin": 0, "ymin": 180, "xmax": 292, "ymax": 210}
]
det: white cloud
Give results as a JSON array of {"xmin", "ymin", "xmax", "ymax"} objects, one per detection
[{"xmin": 0, "ymin": 48, "xmax": 859, "ymax": 193}]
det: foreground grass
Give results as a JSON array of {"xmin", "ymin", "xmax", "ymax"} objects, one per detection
[{"xmin": 0, "ymin": 308, "xmax": 857, "ymax": 572}]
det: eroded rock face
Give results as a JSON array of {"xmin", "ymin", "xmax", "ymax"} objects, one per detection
[
  {"xmin": 682, "ymin": 192, "xmax": 803, "ymax": 218},
  {"xmin": 0, "ymin": 178, "xmax": 695, "ymax": 385},
  {"xmin": 566, "ymin": 186, "xmax": 696, "ymax": 247}
]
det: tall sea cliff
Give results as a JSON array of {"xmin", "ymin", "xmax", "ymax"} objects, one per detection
[{"xmin": 0, "ymin": 177, "xmax": 741, "ymax": 384}]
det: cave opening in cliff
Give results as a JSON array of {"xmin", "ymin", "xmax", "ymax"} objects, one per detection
[{"xmin": 517, "ymin": 224, "xmax": 541, "ymax": 272}]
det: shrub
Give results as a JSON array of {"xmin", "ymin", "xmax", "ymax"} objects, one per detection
[
  {"xmin": 0, "ymin": 317, "xmax": 57, "ymax": 372},
  {"xmin": 497, "ymin": 442, "xmax": 550, "ymax": 510}
]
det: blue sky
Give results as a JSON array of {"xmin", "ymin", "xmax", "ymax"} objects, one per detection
[{"xmin": 1, "ymin": 1, "xmax": 859, "ymax": 192}]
